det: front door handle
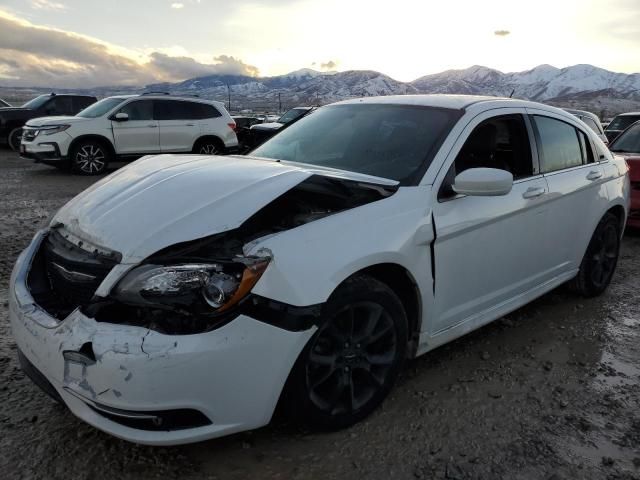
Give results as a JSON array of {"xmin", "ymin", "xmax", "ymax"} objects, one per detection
[
  {"xmin": 587, "ymin": 170, "xmax": 603, "ymax": 181},
  {"xmin": 147, "ymin": 124, "xmax": 158, "ymax": 128},
  {"xmin": 522, "ymin": 186, "xmax": 546, "ymax": 199}
]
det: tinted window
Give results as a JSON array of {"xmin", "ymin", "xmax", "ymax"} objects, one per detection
[
  {"xmin": 252, "ymin": 104, "xmax": 460, "ymax": 184},
  {"xmin": 154, "ymin": 100, "xmax": 212, "ymax": 120},
  {"xmin": 118, "ymin": 100, "xmax": 154, "ymax": 121},
  {"xmin": 73, "ymin": 97, "xmax": 95, "ymax": 113},
  {"xmin": 607, "ymin": 115, "xmax": 640, "ymax": 131},
  {"xmin": 43, "ymin": 96, "xmax": 74, "ymax": 115},
  {"xmin": 78, "ymin": 97, "xmax": 127, "ymax": 118},
  {"xmin": 578, "ymin": 130, "xmax": 595, "ymax": 163},
  {"xmin": 453, "ymin": 114, "xmax": 533, "ymax": 179},
  {"xmin": 610, "ymin": 123, "xmax": 640, "ymax": 153},
  {"xmin": 533, "ymin": 116, "xmax": 583, "ymax": 172}
]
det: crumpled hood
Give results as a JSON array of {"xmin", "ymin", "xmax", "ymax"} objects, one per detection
[
  {"xmin": 26, "ymin": 116, "xmax": 88, "ymax": 127},
  {"xmin": 53, "ymin": 155, "xmax": 323, "ymax": 263}
]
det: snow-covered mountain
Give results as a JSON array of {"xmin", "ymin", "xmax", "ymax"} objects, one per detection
[{"xmin": 3, "ymin": 64, "xmax": 640, "ymax": 115}]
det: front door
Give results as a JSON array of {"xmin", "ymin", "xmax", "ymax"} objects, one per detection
[
  {"xmin": 431, "ymin": 109, "xmax": 552, "ymax": 333},
  {"xmin": 111, "ymin": 99, "xmax": 160, "ymax": 154}
]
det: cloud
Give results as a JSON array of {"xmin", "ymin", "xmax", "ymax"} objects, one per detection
[
  {"xmin": 494, "ymin": 30, "xmax": 510, "ymax": 37},
  {"xmin": 0, "ymin": 11, "xmax": 259, "ymax": 87},
  {"xmin": 171, "ymin": 3, "xmax": 184, "ymax": 9},
  {"xmin": 31, "ymin": 0, "xmax": 66, "ymax": 10},
  {"xmin": 320, "ymin": 60, "xmax": 337, "ymax": 70}
]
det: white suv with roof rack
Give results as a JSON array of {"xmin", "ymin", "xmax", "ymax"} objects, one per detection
[{"xmin": 20, "ymin": 93, "xmax": 238, "ymax": 175}]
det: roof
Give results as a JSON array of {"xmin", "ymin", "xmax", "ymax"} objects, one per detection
[
  {"xmin": 333, "ymin": 94, "xmax": 541, "ymax": 110},
  {"xmin": 107, "ymin": 94, "xmax": 225, "ymax": 106},
  {"xmin": 615, "ymin": 112, "xmax": 640, "ymax": 116}
]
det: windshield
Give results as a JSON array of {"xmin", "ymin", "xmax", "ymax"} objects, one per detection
[
  {"xmin": 610, "ymin": 122, "xmax": 640, "ymax": 153},
  {"xmin": 607, "ymin": 115, "xmax": 640, "ymax": 131},
  {"xmin": 278, "ymin": 108, "xmax": 307, "ymax": 124},
  {"xmin": 77, "ymin": 97, "xmax": 127, "ymax": 118},
  {"xmin": 252, "ymin": 104, "xmax": 460, "ymax": 184},
  {"xmin": 22, "ymin": 95, "xmax": 51, "ymax": 109}
]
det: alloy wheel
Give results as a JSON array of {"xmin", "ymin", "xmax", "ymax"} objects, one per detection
[
  {"xmin": 306, "ymin": 301, "xmax": 397, "ymax": 415},
  {"xmin": 76, "ymin": 144, "xmax": 105, "ymax": 174},
  {"xmin": 590, "ymin": 223, "xmax": 618, "ymax": 288},
  {"xmin": 199, "ymin": 144, "xmax": 219, "ymax": 155}
]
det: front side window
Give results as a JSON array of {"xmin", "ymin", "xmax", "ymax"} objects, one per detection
[
  {"xmin": 452, "ymin": 114, "xmax": 533, "ymax": 179},
  {"xmin": 609, "ymin": 123, "xmax": 640, "ymax": 153},
  {"xmin": 78, "ymin": 97, "xmax": 127, "ymax": 118},
  {"xmin": 118, "ymin": 100, "xmax": 154, "ymax": 121},
  {"xmin": 252, "ymin": 104, "xmax": 461, "ymax": 184},
  {"xmin": 533, "ymin": 116, "xmax": 584, "ymax": 172}
]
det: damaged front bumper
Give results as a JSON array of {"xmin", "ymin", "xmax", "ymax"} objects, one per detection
[{"xmin": 9, "ymin": 231, "xmax": 315, "ymax": 445}]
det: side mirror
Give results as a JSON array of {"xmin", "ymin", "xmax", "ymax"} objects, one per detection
[
  {"xmin": 113, "ymin": 112, "xmax": 129, "ymax": 122},
  {"xmin": 452, "ymin": 168, "xmax": 513, "ymax": 196}
]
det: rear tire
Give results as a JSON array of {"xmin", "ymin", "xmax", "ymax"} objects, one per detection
[
  {"xmin": 284, "ymin": 274, "xmax": 407, "ymax": 431},
  {"xmin": 569, "ymin": 213, "xmax": 620, "ymax": 297},
  {"xmin": 193, "ymin": 138, "xmax": 224, "ymax": 155},
  {"xmin": 70, "ymin": 139, "xmax": 110, "ymax": 175},
  {"xmin": 8, "ymin": 128, "xmax": 22, "ymax": 151}
]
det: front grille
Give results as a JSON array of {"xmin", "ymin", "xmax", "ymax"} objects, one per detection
[
  {"xmin": 28, "ymin": 230, "xmax": 118, "ymax": 318},
  {"xmin": 22, "ymin": 129, "xmax": 37, "ymax": 142}
]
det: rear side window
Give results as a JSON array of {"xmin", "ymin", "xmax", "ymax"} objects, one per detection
[
  {"xmin": 154, "ymin": 100, "xmax": 219, "ymax": 120},
  {"xmin": 533, "ymin": 116, "xmax": 584, "ymax": 172},
  {"xmin": 43, "ymin": 96, "xmax": 74, "ymax": 115},
  {"xmin": 118, "ymin": 100, "xmax": 154, "ymax": 121}
]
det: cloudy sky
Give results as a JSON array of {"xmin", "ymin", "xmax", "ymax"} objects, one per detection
[{"xmin": 0, "ymin": 0, "xmax": 639, "ymax": 87}]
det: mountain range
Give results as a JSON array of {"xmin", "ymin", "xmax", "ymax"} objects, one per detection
[{"xmin": 2, "ymin": 64, "xmax": 640, "ymax": 116}]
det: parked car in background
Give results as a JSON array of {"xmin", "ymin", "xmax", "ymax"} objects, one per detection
[
  {"xmin": 232, "ymin": 115, "xmax": 263, "ymax": 145},
  {"xmin": 0, "ymin": 93, "xmax": 96, "ymax": 151},
  {"xmin": 564, "ymin": 108, "xmax": 608, "ymax": 144},
  {"xmin": 604, "ymin": 112, "xmax": 640, "ymax": 143},
  {"xmin": 20, "ymin": 93, "xmax": 238, "ymax": 175},
  {"xmin": 0, "ymin": 98, "xmax": 10, "ymax": 108},
  {"xmin": 246, "ymin": 106, "xmax": 315, "ymax": 150},
  {"xmin": 608, "ymin": 120, "xmax": 640, "ymax": 227},
  {"xmin": 11, "ymin": 95, "xmax": 627, "ymax": 445}
]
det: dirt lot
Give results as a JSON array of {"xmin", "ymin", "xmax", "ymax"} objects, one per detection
[{"xmin": 0, "ymin": 150, "xmax": 639, "ymax": 480}]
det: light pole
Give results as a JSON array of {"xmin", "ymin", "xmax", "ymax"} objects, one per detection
[{"xmin": 226, "ymin": 83, "xmax": 231, "ymax": 112}]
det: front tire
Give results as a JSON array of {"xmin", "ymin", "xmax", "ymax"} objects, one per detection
[
  {"xmin": 70, "ymin": 140, "xmax": 110, "ymax": 175},
  {"xmin": 569, "ymin": 212, "xmax": 620, "ymax": 297},
  {"xmin": 8, "ymin": 128, "xmax": 22, "ymax": 151},
  {"xmin": 285, "ymin": 275, "xmax": 408, "ymax": 430}
]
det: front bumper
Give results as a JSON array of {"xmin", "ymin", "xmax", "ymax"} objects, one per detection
[
  {"xmin": 9, "ymin": 231, "xmax": 315, "ymax": 445},
  {"xmin": 20, "ymin": 131, "xmax": 72, "ymax": 162}
]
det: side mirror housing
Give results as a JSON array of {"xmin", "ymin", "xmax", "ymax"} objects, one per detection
[
  {"xmin": 113, "ymin": 112, "xmax": 129, "ymax": 122},
  {"xmin": 452, "ymin": 168, "xmax": 513, "ymax": 197}
]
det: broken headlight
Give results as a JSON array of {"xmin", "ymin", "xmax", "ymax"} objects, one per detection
[{"xmin": 112, "ymin": 257, "xmax": 270, "ymax": 314}]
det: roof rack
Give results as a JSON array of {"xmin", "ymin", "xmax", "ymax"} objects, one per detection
[{"xmin": 142, "ymin": 91, "xmax": 170, "ymax": 96}]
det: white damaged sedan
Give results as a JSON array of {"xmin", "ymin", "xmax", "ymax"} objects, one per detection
[{"xmin": 10, "ymin": 95, "xmax": 629, "ymax": 445}]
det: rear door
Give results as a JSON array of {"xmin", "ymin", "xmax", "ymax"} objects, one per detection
[
  {"xmin": 528, "ymin": 109, "xmax": 610, "ymax": 272},
  {"xmin": 431, "ymin": 109, "xmax": 552, "ymax": 333},
  {"xmin": 155, "ymin": 100, "xmax": 201, "ymax": 152},
  {"xmin": 111, "ymin": 99, "xmax": 160, "ymax": 154}
]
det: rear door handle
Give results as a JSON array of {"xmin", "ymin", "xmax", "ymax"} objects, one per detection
[
  {"xmin": 522, "ymin": 186, "xmax": 546, "ymax": 199},
  {"xmin": 185, "ymin": 123, "xmax": 195, "ymax": 127},
  {"xmin": 147, "ymin": 124, "xmax": 158, "ymax": 128},
  {"xmin": 587, "ymin": 170, "xmax": 603, "ymax": 181}
]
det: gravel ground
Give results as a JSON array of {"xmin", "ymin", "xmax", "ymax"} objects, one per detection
[{"xmin": 0, "ymin": 150, "xmax": 639, "ymax": 480}]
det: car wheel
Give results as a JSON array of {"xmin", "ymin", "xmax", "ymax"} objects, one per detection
[
  {"xmin": 194, "ymin": 139, "xmax": 224, "ymax": 155},
  {"xmin": 569, "ymin": 212, "xmax": 620, "ymax": 297},
  {"xmin": 71, "ymin": 140, "xmax": 110, "ymax": 175},
  {"xmin": 8, "ymin": 128, "xmax": 22, "ymax": 151},
  {"xmin": 285, "ymin": 274, "xmax": 408, "ymax": 430}
]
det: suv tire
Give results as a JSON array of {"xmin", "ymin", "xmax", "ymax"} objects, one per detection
[
  {"xmin": 8, "ymin": 128, "xmax": 22, "ymax": 151},
  {"xmin": 284, "ymin": 274, "xmax": 408, "ymax": 431},
  {"xmin": 70, "ymin": 139, "xmax": 111, "ymax": 175}
]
